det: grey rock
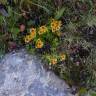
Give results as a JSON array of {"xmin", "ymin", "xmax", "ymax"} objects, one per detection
[
  {"xmin": 0, "ymin": 49, "xmax": 74, "ymax": 96},
  {"xmin": 0, "ymin": 71, "xmax": 5, "ymax": 86}
]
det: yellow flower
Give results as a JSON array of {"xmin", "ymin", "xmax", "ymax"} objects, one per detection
[
  {"xmin": 51, "ymin": 19, "xmax": 62, "ymax": 32},
  {"xmin": 60, "ymin": 53, "xmax": 66, "ymax": 61},
  {"xmin": 38, "ymin": 25, "xmax": 48, "ymax": 35},
  {"xmin": 50, "ymin": 58, "xmax": 57, "ymax": 65},
  {"xmin": 35, "ymin": 39, "xmax": 44, "ymax": 48},
  {"xmin": 30, "ymin": 28, "xmax": 36, "ymax": 39},
  {"xmin": 30, "ymin": 28, "xmax": 36, "ymax": 33},
  {"xmin": 51, "ymin": 27, "xmax": 56, "ymax": 33},
  {"xmin": 24, "ymin": 35, "xmax": 32, "ymax": 43}
]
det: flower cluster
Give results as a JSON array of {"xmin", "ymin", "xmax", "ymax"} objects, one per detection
[
  {"xmin": 60, "ymin": 53, "xmax": 66, "ymax": 61},
  {"xmin": 35, "ymin": 38, "xmax": 43, "ymax": 48},
  {"xmin": 30, "ymin": 28, "xmax": 36, "ymax": 39},
  {"xmin": 38, "ymin": 25, "xmax": 48, "ymax": 35},
  {"xmin": 50, "ymin": 58, "xmax": 57, "ymax": 65},
  {"xmin": 51, "ymin": 19, "xmax": 62, "ymax": 33},
  {"xmin": 23, "ymin": 19, "xmax": 62, "ymax": 49},
  {"xmin": 49, "ymin": 53, "xmax": 66, "ymax": 65},
  {"xmin": 24, "ymin": 28, "xmax": 36, "ymax": 43}
]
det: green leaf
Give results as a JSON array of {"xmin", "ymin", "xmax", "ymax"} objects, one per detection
[
  {"xmin": 91, "ymin": 92, "xmax": 96, "ymax": 96},
  {"xmin": 78, "ymin": 88, "xmax": 87, "ymax": 95},
  {"xmin": 55, "ymin": 7, "xmax": 65, "ymax": 20},
  {"xmin": 27, "ymin": 20, "xmax": 35, "ymax": 26},
  {"xmin": 11, "ymin": 28, "xmax": 19, "ymax": 39},
  {"xmin": 0, "ymin": 0, "xmax": 7, "ymax": 4},
  {"xmin": 20, "ymin": 0, "xmax": 50, "ymax": 14}
]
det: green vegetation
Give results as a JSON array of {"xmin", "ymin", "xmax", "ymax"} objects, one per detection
[{"xmin": 0, "ymin": 0, "xmax": 96, "ymax": 95}]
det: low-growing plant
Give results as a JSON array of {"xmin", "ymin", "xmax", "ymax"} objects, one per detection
[{"xmin": 0, "ymin": 0, "xmax": 96, "ymax": 95}]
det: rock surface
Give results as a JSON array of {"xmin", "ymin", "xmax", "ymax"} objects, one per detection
[{"xmin": 0, "ymin": 49, "xmax": 74, "ymax": 96}]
